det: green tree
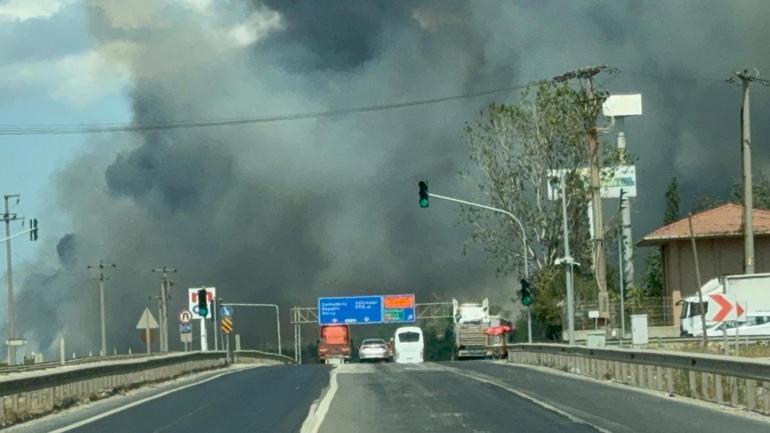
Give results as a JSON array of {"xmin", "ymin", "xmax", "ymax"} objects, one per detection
[
  {"xmin": 461, "ymin": 81, "xmax": 615, "ymax": 336},
  {"xmin": 642, "ymin": 177, "xmax": 680, "ymax": 298}
]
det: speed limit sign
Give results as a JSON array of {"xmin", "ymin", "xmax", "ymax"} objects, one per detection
[{"xmin": 179, "ymin": 309, "xmax": 193, "ymax": 324}]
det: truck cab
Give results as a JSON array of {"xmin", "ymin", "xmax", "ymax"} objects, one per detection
[{"xmin": 318, "ymin": 325, "xmax": 352, "ymax": 364}]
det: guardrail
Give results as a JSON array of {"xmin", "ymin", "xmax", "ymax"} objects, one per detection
[
  {"xmin": 0, "ymin": 352, "xmax": 227, "ymax": 426},
  {"xmin": 508, "ymin": 344, "xmax": 770, "ymax": 414},
  {"xmin": 0, "ymin": 352, "xmax": 176, "ymax": 375},
  {"xmin": 234, "ymin": 350, "xmax": 295, "ymax": 365}
]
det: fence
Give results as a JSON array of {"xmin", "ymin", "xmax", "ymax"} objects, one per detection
[
  {"xmin": 570, "ymin": 297, "xmax": 675, "ymax": 330},
  {"xmin": 508, "ymin": 343, "xmax": 770, "ymax": 414}
]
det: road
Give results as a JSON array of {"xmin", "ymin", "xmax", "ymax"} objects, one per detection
[
  {"xmin": 316, "ymin": 361, "xmax": 770, "ymax": 433},
  {"xmin": 7, "ymin": 365, "xmax": 330, "ymax": 433},
  {"xmin": 7, "ymin": 361, "xmax": 770, "ymax": 433}
]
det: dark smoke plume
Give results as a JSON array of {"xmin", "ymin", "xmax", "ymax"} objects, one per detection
[{"xmin": 12, "ymin": 0, "xmax": 770, "ymax": 355}]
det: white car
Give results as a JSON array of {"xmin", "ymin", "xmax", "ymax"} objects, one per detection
[{"xmin": 358, "ymin": 339, "xmax": 391, "ymax": 362}]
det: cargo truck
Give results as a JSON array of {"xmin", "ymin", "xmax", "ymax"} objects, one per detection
[
  {"xmin": 318, "ymin": 324, "xmax": 352, "ymax": 364},
  {"xmin": 679, "ymin": 273, "xmax": 770, "ymax": 337},
  {"xmin": 452, "ymin": 299, "xmax": 512, "ymax": 359}
]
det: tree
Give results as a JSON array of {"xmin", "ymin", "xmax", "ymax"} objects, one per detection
[
  {"xmin": 663, "ymin": 177, "xmax": 680, "ymax": 224},
  {"xmin": 461, "ymin": 81, "xmax": 615, "ymax": 333},
  {"xmin": 643, "ymin": 177, "xmax": 680, "ymax": 298}
]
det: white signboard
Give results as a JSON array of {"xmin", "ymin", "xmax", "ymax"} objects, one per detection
[
  {"xmin": 547, "ymin": 166, "xmax": 637, "ymax": 200},
  {"xmin": 188, "ymin": 287, "xmax": 216, "ymax": 320},
  {"xmin": 602, "ymin": 94, "xmax": 643, "ymax": 117}
]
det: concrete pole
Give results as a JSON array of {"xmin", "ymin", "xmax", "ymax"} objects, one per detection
[
  {"xmin": 99, "ymin": 275, "xmax": 106, "ymax": 356},
  {"xmin": 3, "ymin": 194, "xmax": 19, "ymax": 365},
  {"xmin": 740, "ymin": 76, "xmax": 754, "ymax": 274},
  {"xmin": 59, "ymin": 337, "xmax": 65, "ymax": 365},
  {"xmin": 617, "ymin": 214, "xmax": 625, "ymax": 340},
  {"xmin": 200, "ymin": 316, "xmax": 208, "ymax": 351},
  {"xmin": 616, "ymin": 118, "xmax": 635, "ymax": 288},
  {"xmin": 586, "ymin": 80, "xmax": 609, "ymax": 320},
  {"xmin": 561, "ymin": 174, "xmax": 576, "ymax": 345},
  {"xmin": 145, "ymin": 326, "xmax": 151, "ymax": 354}
]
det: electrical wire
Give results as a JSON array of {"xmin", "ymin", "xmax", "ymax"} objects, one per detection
[{"xmin": 0, "ymin": 82, "xmax": 541, "ymax": 136}]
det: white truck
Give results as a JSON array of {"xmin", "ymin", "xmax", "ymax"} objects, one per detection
[
  {"xmin": 452, "ymin": 299, "xmax": 511, "ymax": 359},
  {"xmin": 679, "ymin": 273, "xmax": 770, "ymax": 337}
]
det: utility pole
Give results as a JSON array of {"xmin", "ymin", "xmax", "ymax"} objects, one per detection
[
  {"xmin": 152, "ymin": 266, "xmax": 176, "ymax": 352},
  {"xmin": 559, "ymin": 174, "xmax": 576, "ymax": 345},
  {"xmin": 87, "ymin": 261, "xmax": 116, "ymax": 356},
  {"xmin": 2, "ymin": 194, "xmax": 22, "ymax": 365},
  {"xmin": 554, "ymin": 65, "xmax": 612, "ymax": 321},
  {"xmin": 728, "ymin": 69, "xmax": 768, "ymax": 274}
]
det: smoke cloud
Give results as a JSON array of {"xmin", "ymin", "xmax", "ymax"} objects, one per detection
[{"xmin": 12, "ymin": 0, "xmax": 770, "ymax": 355}]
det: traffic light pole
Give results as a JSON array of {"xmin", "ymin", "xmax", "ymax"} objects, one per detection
[{"xmin": 427, "ymin": 192, "xmax": 532, "ymax": 343}]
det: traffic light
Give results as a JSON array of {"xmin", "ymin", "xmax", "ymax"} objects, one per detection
[
  {"xmin": 29, "ymin": 218, "xmax": 38, "ymax": 241},
  {"xmin": 418, "ymin": 181, "xmax": 429, "ymax": 208},
  {"xmin": 197, "ymin": 288, "xmax": 209, "ymax": 317},
  {"xmin": 519, "ymin": 279, "xmax": 533, "ymax": 306}
]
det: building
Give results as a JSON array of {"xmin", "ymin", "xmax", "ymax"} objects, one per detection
[{"xmin": 638, "ymin": 203, "xmax": 770, "ymax": 329}]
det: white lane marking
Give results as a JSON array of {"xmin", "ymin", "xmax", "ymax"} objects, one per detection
[
  {"xmin": 48, "ymin": 368, "xmax": 248, "ymax": 433},
  {"xmin": 300, "ymin": 367, "xmax": 339, "ymax": 433},
  {"xmin": 443, "ymin": 366, "xmax": 614, "ymax": 433}
]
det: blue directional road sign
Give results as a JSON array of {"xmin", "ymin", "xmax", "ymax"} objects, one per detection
[
  {"xmin": 220, "ymin": 306, "xmax": 234, "ymax": 318},
  {"xmin": 179, "ymin": 323, "xmax": 192, "ymax": 333},
  {"xmin": 318, "ymin": 296, "xmax": 383, "ymax": 325}
]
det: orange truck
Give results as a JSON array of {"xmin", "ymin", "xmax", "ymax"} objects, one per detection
[{"xmin": 318, "ymin": 325, "xmax": 352, "ymax": 364}]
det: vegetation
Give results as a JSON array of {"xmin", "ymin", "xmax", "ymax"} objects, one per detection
[{"xmin": 461, "ymin": 81, "xmax": 618, "ymax": 339}]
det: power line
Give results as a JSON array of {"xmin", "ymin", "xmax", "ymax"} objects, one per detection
[{"xmin": 0, "ymin": 82, "xmax": 540, "ymax": 136}]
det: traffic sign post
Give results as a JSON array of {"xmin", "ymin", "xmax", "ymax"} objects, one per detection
[
  {"xmin": 221, "ymin": 316, "xmax": 233, "ymax": 334},
  {"xmin": 136, "ymin": 308, "xmax": 159, "ymax": 354},
  {"xmin": 318, "ymin": 294, "xmax": 417, "ymax": 325},
  {"xmin": 318, "ymin": 296, "xmax": 383, "ymax": 325},
  {"xmin": 179, "ymin": 309, "xmax": 192, "ymax": 324},
  {"xmin": 220, "ymin": 306, "xmax": 234, "ymax": 318},
  {"xmin": 383, "ymin": 294, "xmax": 416, "ymax": 323}
]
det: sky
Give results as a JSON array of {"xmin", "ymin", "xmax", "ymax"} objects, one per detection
[{"xmin": 1, "ymin": 0, "xmax": 769, "ymax": 358}]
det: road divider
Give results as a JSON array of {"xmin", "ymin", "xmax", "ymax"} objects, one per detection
[{"xmin": 508, "ymin": 343, "xmax": 770, "ymax": 415}]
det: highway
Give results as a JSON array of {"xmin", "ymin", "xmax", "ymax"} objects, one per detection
[
  {"xmin": 316, "ymin": 361, "xmax": 770, "ymax": 433},
  {"xmin": 7, "ymin": 361, "xmax": 770, "ymax": 433}
]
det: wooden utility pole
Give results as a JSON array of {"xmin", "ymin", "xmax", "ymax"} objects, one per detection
[
  {"xmin": 554, "ymin": 65, "xmax": 612, "ymax": 320},
  {"xmin": 728, "ymin": 69, "xmax": 768, "ymax": 274},
  {"xmin": 688, "ymin": 213, "xmax": 708, "ymax": 346}
]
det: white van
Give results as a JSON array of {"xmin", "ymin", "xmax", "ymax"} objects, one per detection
[{"xmin": 394, "ymin": 326, "xmax": 424, "ymax": 364}]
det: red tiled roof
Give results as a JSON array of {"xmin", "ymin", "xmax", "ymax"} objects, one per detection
[{"xmin": 638, "ymin": 203, "xmax": 770, "ymax": 246}]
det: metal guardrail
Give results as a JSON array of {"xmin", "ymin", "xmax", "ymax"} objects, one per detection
[
  {"xmin": 509, "ymin": 343, "xmax": 770, "ymax": 382},
  {"xmin": 509, "ymin": 343, "xmax": 770, "ymax": 413},
  {"xmin": 0, "ymin": 352, "xmax": 226, "ymax": 395},
  {"xmin": 603, "ymin": 335, "xmax": 770, "ymax": 346},
  {"xmin": 0, "ymin": 352, "xmax": 176, "ymax": 375},
  {"xmin": 233, "ymin": 350, "xmax": 295, "ymax": 364}
]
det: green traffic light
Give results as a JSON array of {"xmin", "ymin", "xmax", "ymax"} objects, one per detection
[
  {"xmin": 199, "ymin": 307, "xmax": 209, "ymax": 317},
  {"xmin": 418, "ymin": 181, "xmax": 429, "ymax": 208},
  {"xmin": 521, "ymin": 295, "xmax": 532, "ymax": 306}
]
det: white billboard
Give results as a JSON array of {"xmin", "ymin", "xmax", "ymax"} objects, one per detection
[{"xmin": 188, "ymin": 287, "xmax": 217, "ymax": 320}]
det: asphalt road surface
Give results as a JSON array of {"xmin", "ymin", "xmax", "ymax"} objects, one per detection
[
  {"xmin": 8, "ymin": 361, "xmax": 770, "ymax": 433},
  {"xmin": 317, "ymin": 361, "xmax": 770, "ymax": 433},
  {"xmin": 8, "ymin": 365, "xmax": 330, "ymax": 433}
]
